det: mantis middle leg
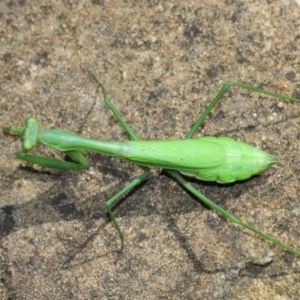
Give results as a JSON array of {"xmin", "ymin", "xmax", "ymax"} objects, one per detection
[{"xmin": 90, "ymin": 74, "xmax": 150, "ymax": 250}]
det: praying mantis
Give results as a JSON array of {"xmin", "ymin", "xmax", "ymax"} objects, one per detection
[{"xmin": 3, "ymin": 77, "xmax": 300, "ymax": 257}]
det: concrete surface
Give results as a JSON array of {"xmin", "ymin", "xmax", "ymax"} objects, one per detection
[{"xmin": 1, "ymin": 0, "xmax": 300, "ymax": 299}]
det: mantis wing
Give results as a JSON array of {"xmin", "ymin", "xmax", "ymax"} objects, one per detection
[
  {"xmin": 124, "ymin": 137, "xmax": 227, "ymax": 170},
  {"xmin": 124, "ymin": 136, "xmax": 277, "ymax": 183}
]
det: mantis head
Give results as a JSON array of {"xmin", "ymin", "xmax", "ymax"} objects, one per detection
[{"xmin": 2, "ymin": 117, "xmax": 40, "ymax": 152}]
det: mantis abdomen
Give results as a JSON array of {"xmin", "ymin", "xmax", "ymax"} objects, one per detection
[{"xmin": 124, "ymin": 137, "xmax": 278, "ymax": 183}]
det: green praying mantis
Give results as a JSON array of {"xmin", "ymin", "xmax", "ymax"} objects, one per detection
[{"xmin": 3, "ymin": 77, "xmax": 300, "ymax": 257}]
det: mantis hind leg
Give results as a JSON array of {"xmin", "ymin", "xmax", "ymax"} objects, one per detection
[
  {"xmin": 186, "ymin": 82, "xmax": 300, "ymax": 139},
  {"xmin": 92, "ymin": 75, "xmax": 300, "ymax": 255},
  {"xmin": 182, "ymin": 82, "xmax": 300, "ymax": 255},
  {"xmin": 90, "ymin": 74, "xmax": 300, "ymax": 255},
  {"xmin": 167, "ymin": 170, "xmax": 300, "ymax": 257}
]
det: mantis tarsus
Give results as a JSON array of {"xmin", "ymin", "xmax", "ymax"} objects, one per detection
[{"xmin": 3, "ymin": 77, "xmax": 300, "ymax": 257}]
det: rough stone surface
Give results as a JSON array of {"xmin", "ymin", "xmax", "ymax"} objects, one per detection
[{"xmin": 1, "ymin": 1, "xmax": 300, "ymax": 299}]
